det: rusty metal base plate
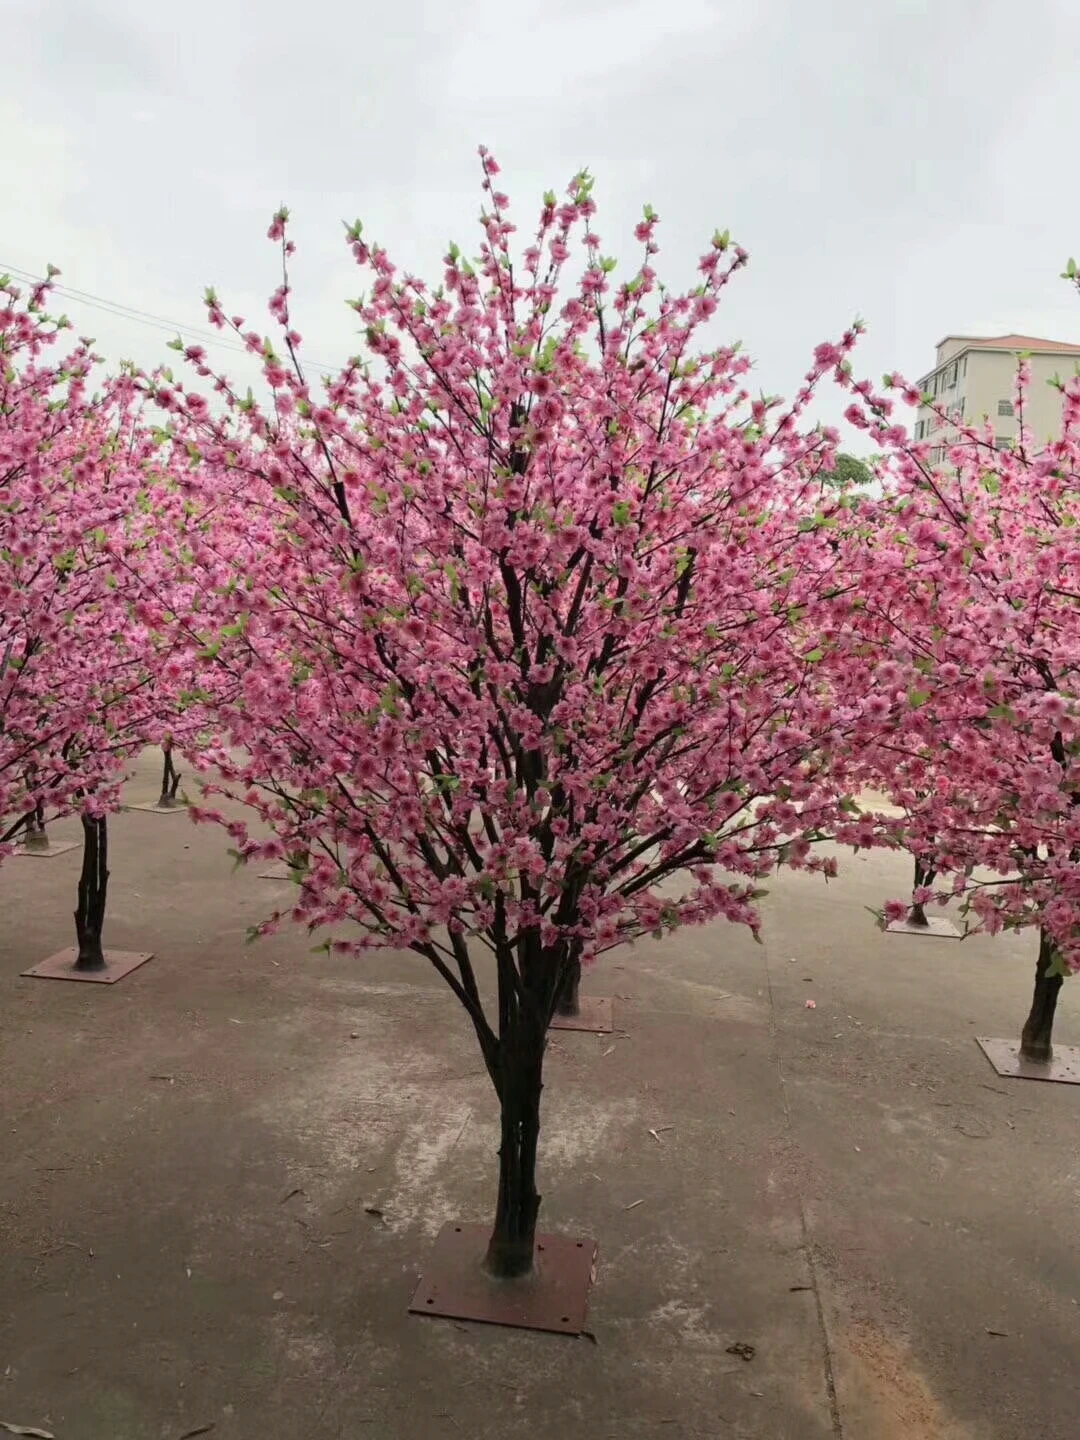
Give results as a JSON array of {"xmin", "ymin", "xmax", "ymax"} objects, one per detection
[
  {"xmin": 22, "ymin": 948, "xmax": 154, "ymax": 985},
  {"xmin": 409, "ymin": 1222, "xmax": 597, "ymax": 1334},
  {"xmin": 15, "ymin": 839, "xmax": 80, "ymax": 859},
  {"xmin": 886, "ymin": 917, "xmax": 961, "ymax": 939},
  {"xmin": 976, "ymin": 1036, "xmax": 1080, "ymax": 1084},
  {"xmin": 127, "ymin": 800, "xmax": 189, "ymax": 815},
  {"xmin": 550, "ymin": 996, "xmax": 613, "ymax": 1033}
]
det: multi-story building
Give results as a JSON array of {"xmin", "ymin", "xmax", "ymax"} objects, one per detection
[{"xmin": 913, "ymin": 334, "xmax": 1080, "ymax": 464}]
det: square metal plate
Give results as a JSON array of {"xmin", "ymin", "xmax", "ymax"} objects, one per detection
[
  {"xmin": 126, "ymin": 800, "xmax": 189, "ymax": 814},
  {"xmin": 976, "ymin": 1036, "xmax": 1080, "ymax": 1084},
  {"xmin": 886, "ymin": 917, "xmax": 961, "ymax": 939},
  {"xmin": 22, "ymin": 948, "xmax": 154, "ymax": 985},
  {"xmin": 257, "ymin": 863, "xmax": 291, "ymax": 881},
  {"xmin": 15, "ymin": 839, "xmax": 80, "ymax": 859},
  {"xmin": 550, "ymin": 996, "xmax": 614, "ymax": 1033},
  {"xmin": 409, "ymin": 1222, "xmax": 597, "ymax": 1334}
]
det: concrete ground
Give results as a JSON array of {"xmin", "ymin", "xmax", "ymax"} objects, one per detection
[{"xmin": 2, "ymin": 750, "xmax": 1079, "ymax": 1440}]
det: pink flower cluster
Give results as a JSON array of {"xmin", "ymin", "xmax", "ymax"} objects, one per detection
[
  {"xmin": 134, "ymin": 161, "xmax": 871, "ymax": 980},
  {"xmin": 11, "ymin": 156, "xmax": 1080, "ymax": 997},
  {"xmin": 0, "ymin": 274, "xmax": 164, "ymax": 851}
]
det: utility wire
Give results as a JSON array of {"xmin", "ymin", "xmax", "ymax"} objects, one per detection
[{"xmin": 0, "ymin": 261, "xmax": 344, "ymax": 374}]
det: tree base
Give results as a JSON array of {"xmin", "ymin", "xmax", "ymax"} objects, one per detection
[
  {"xmin": 550, "ymin": 996, "xmax": 614, "ymax": 1033},
  {"xmin": 885, "ymin": 916, "xmax": 960, "ymax": 939},
  {"xmin": 127, "ymin": 798, "xmax": 189, "ymax": 814},
  {"xmin": 15, "ymin": 837, "xmax": 80, "ymax": 859},
  {"xmin": 975, "ymin": 1036, "xmax": 1080, "ymax": 1085},
  {"xmin": 22, "ymin": 947, "xmax": 154, "ymax": 985},
  {"xmin": 409, "ymin": 1221, "xmax": 597, "ymax": 1334}
]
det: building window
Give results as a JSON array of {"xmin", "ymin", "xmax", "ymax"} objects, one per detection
[
  {"xmin": 961, "ymin": 355, "xmax": 967, "ymax": 376},
  {"xmin": 946, "ymin": 362, "xmax": 958, "ymax": 387},
  {"xmin": 914, "ymin": 419, "xmax": 925, "ymax": 440},
  {"xmin": 995, "ymin": 435, "xmax": 1013, "ymax": 451},
  {"xmin": 997, "ymin": 399, "xmax": 1014, "ymax": 416}
]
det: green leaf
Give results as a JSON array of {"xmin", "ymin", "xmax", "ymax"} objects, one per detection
[
  {"xmin": 1045, "ymin": 948, "xmax": 1070, "ymax": 980},
  {"xmin": 379, "ymin": 684, "xmax": 401, "ymax": 717},
  {"xmin": 987, "ymin": 703, "xmax": 1019, "ymax": 724},
  {"xmin": 908, "ymin": 689, "xmax": 930, "ymax": 708},
  {"xmin": 804, "ymin": 648, "xmax": 824, "ymax": 664},
  {"xmin": 612, "ymin": 500, "xmax": 632, "ymax": 527}
]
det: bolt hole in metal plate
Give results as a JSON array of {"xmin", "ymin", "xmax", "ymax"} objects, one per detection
[
  {"xmin": 409, "ymin": 1222, "xmax": 597, "ymax": 1334},
  {"xmin": 976, "ymin": 1037, "xmax": 1080, "ymax": 1085}
]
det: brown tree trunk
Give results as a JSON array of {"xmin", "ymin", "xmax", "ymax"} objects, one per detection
[
  {"xmin": 555, "ymin": 947, "xmax": 582, "ymax": 1018},
  {"xmin": 1020, "ymin": 928, "xmax": 1062, "ymax": 1064},
  {"xmin": 73, "ymin": 813, "xmax": 109, "ymax": 972},
  {"xmin": 484, "ymin": 1021, "xmax": 545, "ymax": 1279},
  {"xmin": 159, "ymin": 744, "xmax": 182, "ymax": 807},
  {"xmin": 907, "ymin": 854, "xmax": 936, "ymax": 927},
  {"xmin": 22, "ymin": 802, "xmax": 49, "ymax": 852}
]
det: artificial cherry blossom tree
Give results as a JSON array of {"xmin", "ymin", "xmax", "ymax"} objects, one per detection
[
  {"xmin": 835, "ymin": 344, "xmax": 1080, "ymax": 1065},
  {"xmin": 0, "ymin": 270, "xmax": 160, "ymax": 970},
  {"xmin": 150, "ymin": 156, "xmax": 877, "ymax": 1276}
]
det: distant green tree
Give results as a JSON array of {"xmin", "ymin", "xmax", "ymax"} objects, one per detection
[{"xmin": 823, "ymin": 452, "xmax": 874, "ymax": 489}]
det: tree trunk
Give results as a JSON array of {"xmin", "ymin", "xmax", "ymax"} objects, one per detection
[
  {"xmin": 73, "ymin": 813, "xmax": 109, "ymax": 972},
  {"xmin": 555, "ymin": 949, "xmax": 582, "ymax": 1018},
  {"xmin": 22, "ymin": 803, "xmax": 49, "ymax": 852},
  {"xmin": 908, "ymin": 855, "xmax": 936, "ymax": 927},
  {"xmin": 159, "ymin": 745, "xmax": 181, "ymax": 807},
  {"xmin": 484, "ymin": 1023, "xmax": 545, "ymax": 1279},
  {"xmin": 1020, "ymin": 928, "xmax": 1062, "ymax": 1064}
]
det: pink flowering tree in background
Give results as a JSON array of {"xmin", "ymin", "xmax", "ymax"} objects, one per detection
[
  {"xmin": 834, "ymin": 340, "xmax": 1080, "ymax": 1064},
  {"xmin": 141, "ymin": 156, "xmax": 882, "ymax": 1278},
  {"xmin": 0, "ymin": 270, "xmax": 163, "ymax": 969}
]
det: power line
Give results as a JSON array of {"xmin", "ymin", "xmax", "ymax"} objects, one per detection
[{"xmin": 0, "ymin": 261, "xmax": 344, "ymax": 374}]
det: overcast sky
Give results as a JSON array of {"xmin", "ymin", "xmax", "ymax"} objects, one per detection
[{"xmin": 4, "ymin": 0, "xmax": 1079, "ymax": 446}]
